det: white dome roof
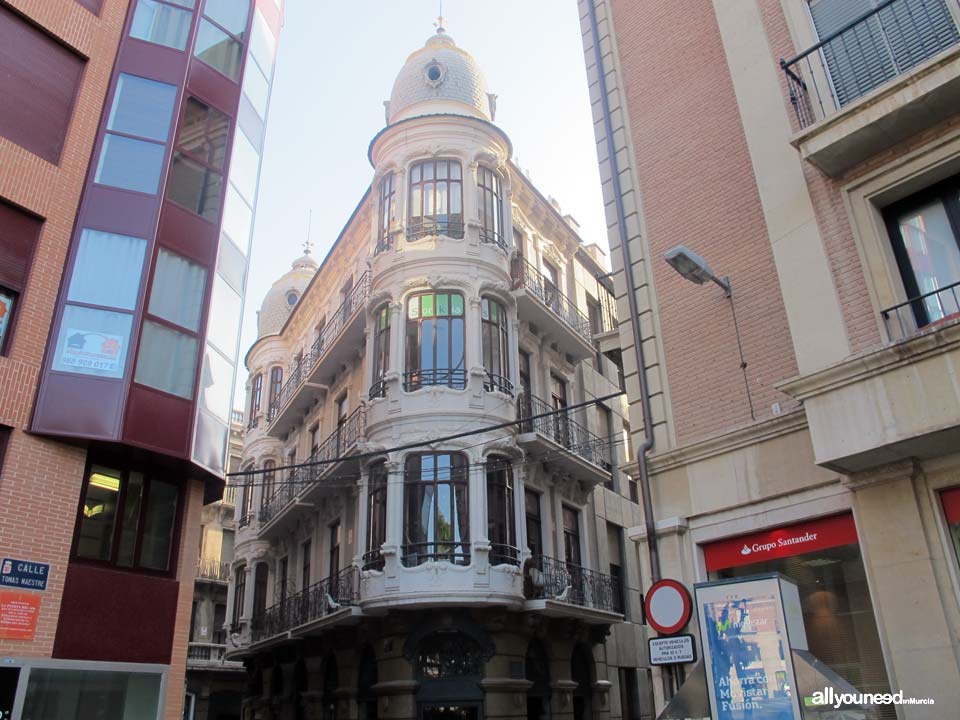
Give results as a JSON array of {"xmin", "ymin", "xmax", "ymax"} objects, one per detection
[
  {"xmin": 256, "ymin": 253, "xmax": 317, "ymax": 338},
  {"xmin": 387, "ymin": 30, "xmax": 492, "ymax": 124}
]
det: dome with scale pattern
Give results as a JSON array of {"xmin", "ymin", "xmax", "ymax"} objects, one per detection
[{"xmin": 256, "ymin": 252, "xmax": 317, "ymax": 339}]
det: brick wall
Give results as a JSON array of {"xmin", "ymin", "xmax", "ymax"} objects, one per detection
[
  {"xmin": 0, "ymin": 0, "xmax": 127, "ymax": 657},
  {"xmin": 607, "ymin": 0, "xmax": 799, "ymax": 444}
]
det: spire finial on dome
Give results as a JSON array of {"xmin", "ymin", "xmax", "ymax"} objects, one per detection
[
  {"xmin": 304, "ymin": 209, "xmax": 313, "ymax": 255},
  {"xmin": 434, "ymin": 0, "xmax": 446, "ymax": 34}
]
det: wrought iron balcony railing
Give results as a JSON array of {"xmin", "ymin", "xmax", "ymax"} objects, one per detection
[
  {"xmin": 489, "ymin": 543, "xmax": 520, "ymax": 567},
  {"xmin": 518, "ymin": 393, "xmax": 613, "ymax": 471},
  {"xmin": 402, "ymin": 368, "xmax": 467, "ymax": 392},
  {"xmin": 401, "ymin": 541, "xmax": 471, "ymax": 567},
  {"xmin": 880, "ymin": 278, "xmax": 960, "ymax": 341},
  {"xmin": 258, "ymin": 406, "xmax": 367, "ymax": 526},
  {"xmin": 781, "ymin": 0, "xmax": 960, "ymax": 129},
  {"xmin": 237, "ymin": 513, "xmax": 252, "ymax": 529},
  {"xmin": 480, "ymin": 227, "xmax": 507, "ymax": 251},
  {"xmin": 406, "ymin": 218, "xmax": 465, "ymax": 241},
  {"xmin": 511, "ymin": 257, "xmax": 592, "ymax": 343},
  {"xmin": 523, "ymin": 555, "xmax": 623, "ymax": 614},
  {"xmin": 483, "ymin": 372, "xmax": 514, "ymax": 396},
  {"xmin": 270, "ymin": 272, "xmax": 371, "ymax": 425},
  {"xmin": 250, "ymin": 567, "xmax": 360, "ymax": 643},
  {"xmin": 196, "ymin": 558, "xmax": 231, "ymax": 583},
  {"xmin": 368, "ymin": 376, "xmax": 388, "ymax": 400},
  {"xmin": 362, "ymin": 548, "xmax": 385, "ymax": 572}
]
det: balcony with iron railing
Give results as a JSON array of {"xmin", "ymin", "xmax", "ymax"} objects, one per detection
[
  {"xmin": 250, "ymin": 567, "xmax": 361, "ymax": 645},
  {"xmin": 258, "ymin": 406, "xmax": 366, "ymax": 535},
  {"xmin": 268, "ymin": 272, "xmax": 371, "ymax": 437},
  {"xmin": 523, "ymin": 555, "xmax": 624, "ymax": 623},
  {"xmin": 196, "ymin": 558, "xmax": 231, "ymax": 584},
  {"xmin": 881, "ymin": 279, "xmax": 960, "ymax": 342},
  {"xmin": 517, "ymin": 393, "xmax": 613, "ymax": 486},
  {"xmin": 511, "ymin": 257, "xmax": 594, "ymax": 360},
  {"xmin": 781, "ymin": 0, "xmax": 960, "ymax": 175}
]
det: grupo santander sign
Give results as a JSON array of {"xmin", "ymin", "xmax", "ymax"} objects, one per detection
[{"xmin": 703, "ymin": 514, "xmax": 858, "ymax": 572}]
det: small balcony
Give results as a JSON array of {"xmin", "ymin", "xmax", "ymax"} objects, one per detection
[
  {"xmin": 523, "ymin": 555, "xmax": 624, "ymax": 624},
  {"xmin": 782, "ymin": 0, "xmax": 960, "ymax": 176},
  {"xmin": 258, "ymin": 406, "xmax": 366, "ymax": 536},
  {"xmin": 268, "ymin": 272, "xmax": 370, "ymax": 437},
  {"xmin": 250, "ymin": 567, "xmax": 361, "ymax": 647},
  {"xmin": 517, "ymin": 393, "xmax": 613, "ymax": 486},
  {"xmin": 406, "ymin": 218, "xmax": 465, "ymax": 242},
  {"xmin": 187, "ymin": 641, "xmax": 244, "ymax": 671},
  {"xmin": 511, "ymin": 257, "xmax": 594, "ymax": 360},
  {"xmin": 196, "ymin": 558, "xmax": 231, "ymax": 584}
]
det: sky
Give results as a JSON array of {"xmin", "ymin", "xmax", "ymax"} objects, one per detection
[{"xmin": 235, "ymin": 0, "xmax": 607, "ymax": 408}]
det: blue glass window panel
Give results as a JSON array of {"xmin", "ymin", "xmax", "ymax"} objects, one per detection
[
  {"xmin": 68, "ymin": 230, "xmax": 147, "ymax": 310},
  {"xmin": 95, "ymin": 135, "xmax": 165, "ymax": 194},
  {"xmin": 130, "ymin": 0, "xmax": 192, "ymax": 50},
  {"xmin": 108, "ymin": 74, "xmax": 177, "ymax": 142}
]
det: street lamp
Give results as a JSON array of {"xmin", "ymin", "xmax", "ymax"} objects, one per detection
[
  {"xmin": 662, "ymin": 245, "xmax": 755, "ymax": 419},
  {"xmin": 663, "ymin": 245, "xmax": 731, "ymax": 296}
]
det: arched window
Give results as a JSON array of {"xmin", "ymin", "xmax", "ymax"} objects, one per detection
[
  {"xmin": 408, "ymin": 159, "xmax": 464, "ymax": 240},
  {"xmin": 260, "ymin": 459, "xmax": 276, "ymax": 508},
  {"xmin": 404, "ymin": 291, "xmax": 465, "ymax": 391},
  {"xmin": 486, "ymin": 456, "xmax": 518, "ymax": 566},
  {"xmin": 376, "ymin": 172, "xmax": 396, "ymax": 254},
  {"xmin": 403, "ymin": 453, "xmax": 469, "ymax": 566},
  {"xmin": 268, "ymin": 366, "xmax": 282, "ymax": 414},
  {"xmin": 365, "ymin": 461, "xmax": 388, "ymax": 571},
  {"xmin": 417, "ymin": 631, "xmax": 484, "ymax": 679},
  {"xmin": 478, "ymin": 166, "xmax": 505, "ymax": 250},
  {"xmin": 240, "ymin": 470, "xmax": 254, "ymax": 526},
  {"xmin": 232, "ymin": 565, "xmax": 246, "ymax": 626},
  {"xmin": 370, "ymin": 304, "xmax": 391, "ymax": 399},
  {"xmin": 481, "ymin": 296, "xmax": 511, "ymax": 394},
  {"xmin": 249, "ymin": 372, "xmax": 262, "ymax": 424}
]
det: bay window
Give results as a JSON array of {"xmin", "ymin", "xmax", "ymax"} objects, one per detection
[
  {"xmin": 73, "ymin": 463, "xmax": 180, "ymax": 572},
  {"xmin": 404, "ymin": 291, "xmax": 466, "ymax": 391},
  {"xmin": 260, "ymin": 459, "xmax": 275, "ymax": 507},
  {"xmin": 408, "ymin": 159, "xmax": 463, "ymax": 240},
  {"xmin": 268, "ymin": 365, "xmax": 283, "ymax": 413},
  {"xmin": 249, "ymin": 372, "xmax": 262, "ymax": 423},
  {"xmin": 486, "ymin": 456, "xmax": 517, "ymax": 566},
  {"xmin": 403, "ymin": 453, "xmax": 469, "ymax": 566},
  {"xmin": 95, "ymin": 74, "xmax": 177, "ymax": 195},
  {"xmin": 233, "ymin": 565, "xmax": 246, "ymax": 624},
  {"xmin": 193, "ymin": 0, "xmax": 249, "ymax": 82},
  {"xmin": 377, "ymin": 172, "xmax": 397, "ymax": 254},
  {"xmin": 366, "ymin": 462, "xmax": 387, "ymax": 570},
  {"xmin": 481, "ymin": 296, "xmax": 511, "ymax": 394},
  {"xmin": 130, "ymin": 0, "xmax": 193, "ymax": 51},
  {"xmin": 478, "ymin": 166, "xmax": 505, "ymax": 250},
  {"xmin": 370, "ymin": 304, "xmax": 391, "ymax": 398},
  {"xmin": 166, "ymin": 98, "xmax": 231, "ymax": 222}
]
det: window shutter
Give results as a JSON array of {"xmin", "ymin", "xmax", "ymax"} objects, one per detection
[
  {"xmin": 0, "ymin": 201, "xmax": 41, "ymax": 292},
  {"xmin": 809, "ymin": 0, "xmax": 959, "ymax": 107}
]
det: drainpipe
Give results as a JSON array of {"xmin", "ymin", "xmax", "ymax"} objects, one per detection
[{"xmin": 586, "ymin": 0, "xmax": 661, "ymax": 584}]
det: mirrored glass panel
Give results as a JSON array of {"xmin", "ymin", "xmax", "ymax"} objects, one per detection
[
  {"xmin": 229, "ymin": 127, "xmax": 260, "ymax": 204},
  {"xmin": 68, "ymin": 230, "xmax": 147, "ymax": 310},
  {"xmin": 23, "ymin": 670, "xmax": 161, "ymax": 718},
  {"xmin": 242, "ymin": 59, "xmax": 269, "ymax": 118},
  {"xmin": 135, "ymin": 320, "xmax": 199, "ymax": 399},
  {"xmin": 249, "ymin": 10, "xmax": 275, "ymax": 75},
  {"xmin": 130, "ymin": 0, "xmax": 192, "ymax": 50},
  {"xmin": 194, "ymin": 19, "xmax": 243, "ymax": 81},
  {"xmin": 166, "ymin": 152, "xmax": 223, "ymax": 221},
  {"xmin": 148, "ymin": 248, "xmax": 207, "ymax": 332},
  {"xmin": 206, "ymin": 274, "xmax": 241, "ymax": 357},
  {"xmin": 198, "ymin": 343, "xmax": 234, "ymax": 422},
  {"xmin": 139, "ymin": 478, "xmax": 179, "ymax": 570},
  {"xmin": 221, "ymin": 183, "xmax": 252, "ymax": 250},
  {"xmin": 108, "ymin": 74, "xmax": 177, "ymax": 142},
  {"xmin": 203, "ymin": 0, "xmax": 249, "ymax": 36},
  {"xmin": 95, "ymin": 135, "xmax": 165, "ymax": 194}
]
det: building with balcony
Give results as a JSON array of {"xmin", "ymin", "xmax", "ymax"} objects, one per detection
[
  {"xmin": 0, "ymin": 1, "xmax": 281, "ymax": 717},
  {"xmin": 226, "ymin": 23, "xmax": 650, "ymax": 720},
  {"xmin": 578, "ymin": 0, "xmax": 960, "ymax": 717},
  {"xmin": 185, "ymin": 409, "xmax": 246, "ymax": 720}
]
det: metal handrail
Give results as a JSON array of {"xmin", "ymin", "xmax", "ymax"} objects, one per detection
[
  {"xmin": 270, "ymin": 272, "xmax": 371, "ymax": 425},
  {"xmin": 880, "ymin": 278, "xmax": 960, "ymax": 341},
  {"xmin": 251, "ymin": 567, "xmax": 360, "ymax": 642},
  {"xmin": 258, "ymin": 406, "xmax": 367, "ymax": 525},
  {"xmin": 362, "ymin": 549, "xmax": 385, "ymax": 571},
  {"xmin": 511, "ymin": 257, "xmax": 593, "ymax": 343},
  {"xmin": 489, "ymin": 543, "xmax": 520, "ymax": 567},
  {"xmin": 368, "ymin": 377, "xmax": 388, "ymax": 400},
  {"xmin": 406, "ymin": 219, "xmax": 465, "ymax": 241},
  {"xmin": 780, "ymin": 0, "xmax": 960, "ymax": 128},
  {"xmin": 518, "ymin": 392, "xmax": 612, "ymax": 470},
  {"xmin": 403, "ymin": 368, "xmax": 467, "ymax": 392},
  {"xmin": 480, "ymin": 227, "xmax": 508, "ymax": 251},
  {"xmin": 523, "ymin": 554, "xmax": 623, "ymax": 614},
  {"xmin": 401, "ymin": 541, "xmax": 471, "ymax": 567},
  {"xmin": 483, "ymin": 372, "xmax": 514, "ymax": 396}
]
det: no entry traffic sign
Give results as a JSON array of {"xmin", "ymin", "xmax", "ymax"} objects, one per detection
[{"xmin": 644, "ymin": 578, "xmax": 692, "ymax": 635}]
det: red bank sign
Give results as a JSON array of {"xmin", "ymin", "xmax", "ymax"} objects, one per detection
[
  {"xmin": 703, "ymin": 513, "xmax": 858, "ymax": 572},
  {"xmin": 942, "ymin": 487, "xmax": 960, "ymax": 524}
]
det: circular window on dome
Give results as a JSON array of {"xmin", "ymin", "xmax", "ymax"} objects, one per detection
[
  {"xmin": 286, "ymin": 291, "xmax": 299, "ymax": 306},
  {"xmin": 424, "ymin": 61, "xmax": 445, "ymax": 87}
]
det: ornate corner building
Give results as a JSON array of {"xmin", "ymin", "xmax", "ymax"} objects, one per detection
[
  {"xmin": 0, "ymin": 0, "xmax": 281, "ymax": 716},
  {"xmin": 227, "ymin": 26, "xmax": 649, "ymax": 720}
]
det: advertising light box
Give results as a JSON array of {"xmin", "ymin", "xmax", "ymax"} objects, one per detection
[{"xmin": 695, "ymin": 574, "xmax": 807, "ymax": 720}]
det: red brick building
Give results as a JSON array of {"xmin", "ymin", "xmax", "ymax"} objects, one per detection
[{"xmin": 0, "ymin": 0, "xmax": 280, "ymax": 716}]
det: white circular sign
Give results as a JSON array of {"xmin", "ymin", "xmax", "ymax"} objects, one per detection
[{"xmin": 645, "ymin": 579, "xmax": 692, "ymax": 635}]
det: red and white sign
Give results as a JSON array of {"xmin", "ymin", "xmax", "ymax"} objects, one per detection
[
  {"xmin": 942, "ymin": 487, "xmax": 960, "ymax": 524},
  {"xmin": 703, "ymin": 513, "xmax": 858, "ymax": 572},
  {"xmin": 644, "ymin": 578, "xmax": 692, "ymax": 635},
  {"xmin": 0, "ymin": 589, "xmax": 40, "ymax": 640}
]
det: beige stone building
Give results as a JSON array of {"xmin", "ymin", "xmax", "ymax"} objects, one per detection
[
  {"xmin": 577, "ymin": 0, "xmax": 960, "ymax": 718},
  {"xmin": 225, "ymin": 24, "xmax": 652, "ymax": 720}
]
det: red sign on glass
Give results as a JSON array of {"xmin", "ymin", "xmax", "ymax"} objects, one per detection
[
  {"xmin": 703, "ymin": 513, "xmax": 858, "ymax": 572},
  {"xmin": 942, "ymin": 487, "xmax": 960, "ymax": 524},
  {"xmin": 0, "ymin": 589, "xmax": 41, "ymax": 640}
]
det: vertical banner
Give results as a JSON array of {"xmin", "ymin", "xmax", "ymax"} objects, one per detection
[{"xmin": 695, "ymin": 574, "xmax": 805, "ymax": 720}]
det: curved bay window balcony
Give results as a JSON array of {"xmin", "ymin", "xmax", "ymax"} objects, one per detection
[
  {"xmin": 523, "ymin": 555, "xmax": 624, "ymax": 623},
  {"xmin": 403, "ymin": 368, "xmax": 468, "ymax": 392},
  {"xmin": 517, "ymin": 393, "xmax": 612, "ymax": 486},
  {"xmin": 406, "ymin": 219, "xmax": 466, "ymax": 241},
  {"xmin": 250, "ymin": 566, "xmax": 361, "ymax": 645},
  {"xmin": 510, "ymin": 257, "xmax": 594, "ymax": 360},
  {"xmin": 258, "ymin": 406, "xmax": 366, "ymax": 536},
  {"xmin": 268, "ymin": 272, "xmax": 370, "ymax": 436}
]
